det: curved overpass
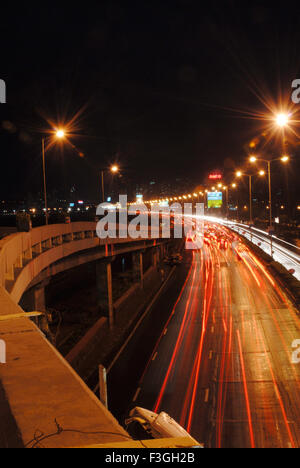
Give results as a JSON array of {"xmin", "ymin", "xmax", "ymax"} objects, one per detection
[{"xmin": 0, "ymin": 222, "xmax": 162, "ymax": 304}]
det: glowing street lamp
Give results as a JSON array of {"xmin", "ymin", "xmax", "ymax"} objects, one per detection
[
  {"xmin": 250, "ymin": 155, "xmax": 290, "ymax": 229},
  {"xmin": 221, "ymin": 184, "xmax": 237, "ymax": 220},
  {"xmin": 42, "ymin": 128, "xmax": 67, "ymax": 225},
  {"xmin": 110, "ymin": 164, "xmax": 119, "ymax": 174},
  {"xmin": 56, "ymin": 129, "xmax": 65, "ymax": 139},
  {"xmin": 101, "ymin": 165, "xmax": 120, "ymax": 203},
  {"xmin": 235, "ymin": 171, "xmax": 259, "ymax": 225},
  {"xmin": 276, "ymin": 113, "xmax": 289, "ymax": 128},
  {"xmin": 281, "ymin": 155, "xmax": 289, "ymax": 163}
]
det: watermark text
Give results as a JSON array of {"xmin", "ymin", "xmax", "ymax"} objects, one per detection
[
  {"xmin": 291, "ymin": 339, "xmax": 300, "ymax": 364},
  {"xmin": 0, "ymin": 79, "xmax": 6, "ymax": 104},
  {"xmin": 291, "ymin": 79, "xmax": 300, "ymax": 104}
]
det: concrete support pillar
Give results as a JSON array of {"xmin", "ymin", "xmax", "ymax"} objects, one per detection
[
  {"xmin": 33, "ymin": 284, "xmax": 52, "ymax": 338},
  {"xmin": 34, "ymin": 285, "xmax": 46, "ymax": 312},
  {"xmin": 153, "ymin": 248, "xmax": 158, "ymax": 269},
  {"xmin": 96, "ymin": 260, "xmax": 115, "ymax": 330},
  {"xmin": 20, "ymin": 281, "xmax": 52, "ymax": 341},
  {"xmin": 132, "ymin": 251, "xmax": 144, "ymax": 288},
  {"xmin": 106, "ymin": 262, "xmax": 114, "ymax": 330},
  {"xmin": 160, "ymin": 243, "xmax": 165, "ymax": 261},
  {"xmin": 139, "ymin": 252, "xmax": 144, "ymax": 289}
]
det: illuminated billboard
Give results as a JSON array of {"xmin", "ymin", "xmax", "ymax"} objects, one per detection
[
  {"xmin": 207, "ymin": 192, "xmax": 223, "ymax": 209},
  {"xmin": 208, "ymin": 172, "xmax": 222, "ymax": 181}
]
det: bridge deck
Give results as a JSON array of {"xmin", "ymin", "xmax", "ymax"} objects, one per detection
[{"xmin": 0, "ymin": 288, "xmax": 130, "ymax": 448}]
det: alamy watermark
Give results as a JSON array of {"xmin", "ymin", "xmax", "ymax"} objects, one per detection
[
  {"xmin": 291, "ymin": 79, "xmax": 300, "ymax": 104},
  {"xmin": 96, "ymin": 195, "xmax": 205, "ymax": 250},
  {"xmin": 0, "ymin": 339, "xmax": 6, "ymax": 364},
  {"xmin": 0, "ymin": 79, "xmax": 6, "ymax": 104},
  {"xmin": 291, "ymin": 340, "xmax": 300, "ymax": 364}
]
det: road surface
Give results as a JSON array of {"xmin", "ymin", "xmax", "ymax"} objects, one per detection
[
  {"xmin": 226, "ymin": 222, "xmax": 300, "ymax": 281},
  {"xmin": 134, "ymin": 228, "xmax": 300, "ymax": 448}
]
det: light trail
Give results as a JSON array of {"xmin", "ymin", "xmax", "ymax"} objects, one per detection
[
  {"xmin": 190, "ymin": 215, "xmax": 300, "ymax": 280},
  {"xmin": 237, "ymin": 330, "xmax": 256, "ymax": 449},
  {"xmin": 136, "ymin": 218, "xmax": 300, "ymax": 448},
  {"xmin": 153, "ymin": 253, "xmax": 199, "ymax": 413}
]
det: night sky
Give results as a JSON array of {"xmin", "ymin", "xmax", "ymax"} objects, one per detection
[{"xmin": 1, "ymin": 1, "xmax": 300, "ymax": 202}]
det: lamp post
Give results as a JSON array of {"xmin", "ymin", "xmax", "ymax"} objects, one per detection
[
  {"xmin": 250, "ymin": 155, "xmax": 290, "ymax": 256},
  {"xmin": 250, "ymin": 155, "xmax": 289, "ymax": 230},
  {"xmin": 218, "ymin": 183, "xmax": 236, "ymax": 220},
  {"xmin": 236, "ymin": 171, "xmax": 256, "ymax": 225},
  {"xmin": 101, "ymin": 165, "xmax": 119, "ymax": 203},
  {"xmin": 226, "ymin": 183, "xmax": 237, "ymax": 220},
  {"xmin": 42, "ymin": 129, "xmax": 65, "ymax": 225}
]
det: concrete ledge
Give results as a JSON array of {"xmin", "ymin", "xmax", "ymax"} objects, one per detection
[{"xmin": 0, "ymin": 287, "xmax": 130, "ymax": 448}]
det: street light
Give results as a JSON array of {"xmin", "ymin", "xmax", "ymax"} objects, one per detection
[
  {"xmin": 101, "ymin": 165, "xmax": 120, "ymax": 203},
  {"xmin": 276, "ymin": 113, "xmax": 289, "ymax": 128},
  {"xmin": 42, "ymin": 129, "xmax": 66, "ymax": 225},
  {"xmin": 111, "ymin": 165, "xmax": 119, "ymax": 174},
  {"xmin": 250, "ymin": 155, "xmax": 290, "ymax": 230},
  {"xmin": 236, "ymin": 171, "xmax": 254, "ymax": 225},
  {"xmin": 56, "ymin": 129, "xmax": 65, "ymax": 139},
  {"xmin": 281, "ymin": 155, "xmax": 290, "ymax": 163},
  {"xmin": 220, "ymin": 184, "xmax": 237, "ymax": 220}
]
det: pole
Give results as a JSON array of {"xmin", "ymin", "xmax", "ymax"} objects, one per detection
[
  {"xmin": 226, "ymin": 188, "xmax": 229, "ymax": 220},
  {"xmin": 101, "ymin": 170, "xmax": 105, "ymax": 203},
  {"xmin": 106, "ymin": 262, "xmax": 114, "ymax": 330},
  {"xmin": 42, "ymin": 138, "xmax": 48, "ymax": 225},
  {"xmin": 249, "ymin": 175, "xmax": 253, "ymax": 225},
  {"xmin": 267, "ymin": 161, "xmax": 273, "ymax": 256},
  {"xmin": 268, "ymin": 161, "xmax": 272, "ymax": 229}
]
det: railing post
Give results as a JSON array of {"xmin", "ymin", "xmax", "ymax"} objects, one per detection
[{"xmin": 99, "ymin": 365, "xmax": 108, "ymax": 409}]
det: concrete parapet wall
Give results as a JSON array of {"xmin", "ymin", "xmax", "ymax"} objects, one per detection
[
  {"xmin": 0, "ymin": 287, "xmax": 129, "ymax": 447},
  {"xmin": 0, "ymin": 223, "xmax": 164, "ymax": 303}
]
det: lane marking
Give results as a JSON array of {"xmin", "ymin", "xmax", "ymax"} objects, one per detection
[
  {"xmin": 211, "ymin": 326, "xmax": 215, "ymax": 334},
  {"xmin": 204, "ymin": 388, "xmax": 210, "ymax": 403},
  {"xmin": 152, "ymin": 352, "xmax": 158, "ymax": 361},
  {"xmin": 209, "ymin": 350, "xmax": 213, "ymax": 360},
  {"xmin": 237, "ymin": 330, "xmax": 255, "ymax": 448},
  {"xmin": 163, "ymin": 328, "xmax": 168, "ymax": 336},
  {"xmin": 133, "ymin": 387, "xmax": 141, "ymax": 403}
]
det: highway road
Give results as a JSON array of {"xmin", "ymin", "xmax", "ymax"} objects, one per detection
[
  {"xmin": 224, "ymin": 221, "xmax": 300, "ymax": 281},
  {"xmin": 134, "ymin": 226, "xmax": 300, "ymax": 448}
]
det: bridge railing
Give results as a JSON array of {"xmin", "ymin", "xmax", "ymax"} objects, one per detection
[
  {"xmin": 0, "ymin": 222, "xmax": 168, "ymax": 292},
  {"xmin": 0, "ymin": 223, "xmax": 98, "ymax": 288}
]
